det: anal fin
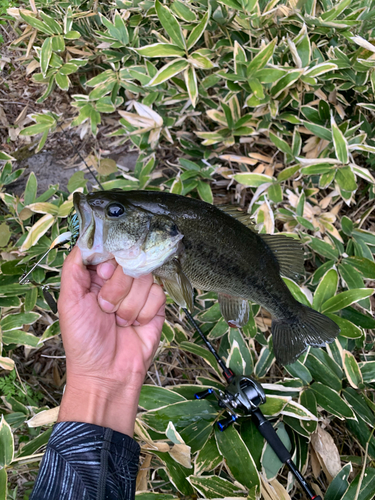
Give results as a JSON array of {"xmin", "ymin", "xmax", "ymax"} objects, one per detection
[{"xmin": 218, "ymin": 293, "xmax": 249, "ymax": 328}]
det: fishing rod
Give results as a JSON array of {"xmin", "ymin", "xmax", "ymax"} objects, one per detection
[{"xmin": 182, "ymin": 307, "xmax": 322, "ymax": 500}]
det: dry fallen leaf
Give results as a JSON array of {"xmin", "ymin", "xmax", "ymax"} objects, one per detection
[
  {"xmin": 27, "ymin": 407, "xmax": 60, "ymax": 427},
  {"xmin": 136, "ymin": 454, "xmax": 151, "ymax": 492},
  {"xmin": 311, "ymin": 426, "xmax": 341, "ymax": 482}
]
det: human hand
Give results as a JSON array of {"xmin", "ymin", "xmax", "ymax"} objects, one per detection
[{"xmin": 57, "ymin": 246, "xmax": 166, "ymax": 435}]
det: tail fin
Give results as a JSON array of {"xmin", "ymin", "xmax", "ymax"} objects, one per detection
[{"xmin": 272, "ymin": 305, "xmax": 340, "ymax": 366}]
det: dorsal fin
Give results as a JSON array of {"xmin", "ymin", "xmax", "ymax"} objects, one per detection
[
  {"xmin": 216, "ymin": 204, "xmax": 256, "ymax": 230},
  {"xmin": 260, "ymin": 234, "xmax": 305, "ymax": 280}
]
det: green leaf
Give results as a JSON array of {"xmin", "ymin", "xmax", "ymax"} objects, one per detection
[
  {"xmin": 55, "ymin": 72, "xmax": 70, "ymax": 91},
  {"xmin": 345, "ymin": 257, "xmax": 375, "ymax": 279},
  {"xmin": 283, "ymin": 278, "xmax": 311, "ymax": 306},
  {"xmin": 270, "ymin": 70, "xmax": 303, "ymax": 98},
  {"xmin": 359, "ymin": 361, "xmax": 375, "ymax": 384},
  {"xmin": 141, "ymin": 400, "xmax": 217, "ymax": 433},
  {"xmin": 341, "ymin": 216, "xmax": 353, "ymax": 236},
  {"xmin": 321, "ymin": 288, "xmax": 374, "ymax": 313},
  {"xmin": 171, "ymin": 1, "xmax": 197, "ymax": 22},
  {"xmin": 179, "ymin": 341, "xmax": 221, "ymax": 377},
  {"xmin": 184, "ymin": 65, "xmax": 198, "ymax": 108},
  {"xmin": 39, "ymin": 320, "xmax": 61, "ymax": 343},
  {"xmin": 247, "ymin": 39, "xmax": 277, "ymax": 76},
  {"xmin": 194, "ymin": 436, "xmax": 222, "ymax": 474},
  {"xmin": 342, "ymin": 350, "xmax": 363, "ymax": 389},
  {"xmin": 19, "ymin": 122, "xmax": 51, "ymax": 136},
  {"xmin": 227, "ymin": 328, "xmax": 253, "ymax": 376},
  {"xmin": 40, "ymin": 37, "xmax": 53, "ymax": 76},
  {"xmin": 155, "ymin": 0, "xmax": 185, "ymax": 50},
  {"xmin": 20, "ymin": 11, "xmax": 55, "ymax": 35},
  {"xmin": 331, "ymin": 114, "xmax": 349, "ymax": 164},
  {"xmin": 269, "ymin": 132, "xmax": 292, "ymax": 155},
  {"xmin": 155, "ymin": 451, "xmax": 194, "ymax": 496},
  {"xmin": 325, "ymin": 313, "xmax": 363, "ymax": 339},
  {"xmin": 312, "ymin": 268, "xmax": 338, "ymax": 312},
  {"xmin": 300, "ymin": 389, "xmax": 318, "ymax": 433},
  {"xmin": 1, "ymin": 312, "xmax": 40, "ymax": 331},
  {"xmin": 233, "ymin": 172, "xmax": 273, "ymax": 187},
  {"xmin": 187, "ymin": 10, "xmax": 210, "ymax": 51},
  {"xmin": 285, "ymin": 361, "xmax": 312, "ymax": 385},
  {"xmin": 40, "ymin": 12, "xmax": 62, "ymax": 34},
  {"xmin": 341, "ymin": 467, "xmax": 375, "ymax": 500},
  {"xmin": 0, "ymin": 223, "xmax": 11, "ymax": 247},
  {"xmin": 336, "ymin": 166, "xmax": 357, "ymax": 192},
  {"xmin": 135, "ymin": 495, "xmax": 177, "ymax": 500},
  {"xmin": 51, "ymin": 35, "xmax": 65, "ymax": 52},
  {"xmin": 149, "ymin": 59, "xmax": 189, "ymax": 86},
  {"xmin": 267, "ymin": 183, "xmax": 283, "ymax": 203},
  {"xmin": 310, "ymin": 382, "xmax": 355, "ymax": 419},
  {"xmin": 2, "ymin": 329, "xmax": 40, "ymax": 347},
  {"xmin": 197, "ymin": 181, "xmax": 213, "ymax": 204},
  {"xmin": 64, "ymin": 30, "xmax": 80, "ymax": 40},
  {"xmin": 161, "ymin": 320, "xmax": 174, "ymax": 343},
  {"xmin": 325, "ymin": 463, "xmax": 352, "ymax": 500},
  {"xmin": 0, "ymin": 151, "xmax": 15, "ymax": 161},
  {"xmin": 0, "ymin": 416, "xmax": 14, "ymax": 466},
  {"xmin": 188, "ymin": 475, "xmax": 245, "ymax": 498},
  {"xmin": 24, "ymin": 172, "xmax": 37, "ymax": 206},
  {"xmin": 305, "ymin": 351, "xmax": 342, "ymax": 392},
  {"xmin": 254, "ymin": 345, "xmax": 275, "ymax": 378},
  {"xmin": 303, "ymin": 121, "xmax": 332, "ymax": 141},
  {"xmin": 135, "ymin": 43, "xmax": 185, "ymax": 57},
  {"xmin": 304, "ymin": 62, "xmax": 338, "ymax": 78},
  {"xmin": 307, "ymin": 236, "xmax": 339, "ymax": 260},
  {"xmin": 139, "ymin": 385, "xmax": 186, "ymax": 410},
  {"xmin": 215, "ymin": 425, "xmax": 260, "ymax": 490},
  {"xmin": 0, "ymin": 468, "xmax": 6, "ymax": 499}
]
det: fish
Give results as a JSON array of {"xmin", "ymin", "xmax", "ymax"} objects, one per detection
[{"xmin": 73, "ymin": 190, "xmax": 340, "ymax": 365}]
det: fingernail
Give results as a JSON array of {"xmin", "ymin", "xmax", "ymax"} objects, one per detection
[
  {"xmin": 98, "ymin": 296, "xmax": 115, "ymax": 313},
  {"xmin": 132, "ymin": 320, "xmax": 140, "ymax": 326},
  {"xmin": 116, "ymin": 316, "xmax": 129, "ymax": 327},
  {"xmin": 99, "ymin": 262, "xmax": 116, "ymax": 280}
]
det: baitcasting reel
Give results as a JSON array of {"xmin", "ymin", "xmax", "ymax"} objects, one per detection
[{"xmin": 195, "ymin": 375, "xmax": 266, "ymax": 430}]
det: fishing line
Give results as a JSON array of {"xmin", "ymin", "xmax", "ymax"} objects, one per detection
[{"xmin": 55, "ymin": 119, "xmax": 104, "ymax": 190}]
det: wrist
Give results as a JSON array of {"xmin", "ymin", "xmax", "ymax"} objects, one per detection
[{"xmin": 58, "ymin": 373, "xmax": 144, "ymax": 436}]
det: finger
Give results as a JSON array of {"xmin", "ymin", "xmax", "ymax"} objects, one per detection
[
  {"xmin": 59, "ymin": 246, "xmax": 90, "ymax": 303},
  {"xmin": 115, "ymin": 274, "xmax": 154, "ymax": 326},
  {"xmin": 97, "ymin": 259, "xmax": 117, "ymax": 280},
  {"xmin": 98, "ymin": 265, "xmax": 134, "ymax": 313},
  {"xmin": 125, "ymin": 283, "xmax": 166, "ymax": 327}
]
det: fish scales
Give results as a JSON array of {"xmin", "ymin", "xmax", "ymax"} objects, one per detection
[{"xmin": 73, "ymin": 190, "xmax": 340, "ymax": 365}]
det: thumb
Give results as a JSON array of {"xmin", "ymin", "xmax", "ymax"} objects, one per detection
[{"xmin": 60, "ymin": 246, "xmax": 91, "ymax": 302}]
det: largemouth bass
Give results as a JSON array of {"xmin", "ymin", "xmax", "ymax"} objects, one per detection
[{"xmin": 73, "ymin": 190, "xmax": 339, "ymax": 365}]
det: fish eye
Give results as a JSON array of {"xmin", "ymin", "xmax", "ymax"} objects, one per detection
[
  {"xmin": 107, "ymin": 203, "xmax": 125, "ymax": 218},
  {"xmin": 169, "ymin": 223, "xmax": 179, "ymax": 237}
]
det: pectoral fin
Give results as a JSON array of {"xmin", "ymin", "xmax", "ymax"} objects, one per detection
[
  {"xmin": 218, "ymin": 293, "xmax": 249, "ymax": 328},
  {"xmin": 154, "ymin": 259, "xmax": 194, "ymax": 311}
]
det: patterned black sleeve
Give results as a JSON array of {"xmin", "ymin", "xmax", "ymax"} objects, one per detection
[{"xmin": 30, "ymin": 421, "xmax": 140, "ymax": 500}]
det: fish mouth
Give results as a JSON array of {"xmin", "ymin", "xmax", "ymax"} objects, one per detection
[
  {"xmin": 73, "ymin": 192, "xmax": 94, "ymax": 247},
  {"xmin": 72, "ymin": 192, "xmax": 112, "ymax": 265}
]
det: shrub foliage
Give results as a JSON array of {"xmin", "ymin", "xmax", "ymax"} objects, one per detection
[{"xmin": 1, "ymin": 0, "xmax": 375, "ymax": 498}]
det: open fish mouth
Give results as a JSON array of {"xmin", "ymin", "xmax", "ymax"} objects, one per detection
[{"xmin": 73, "ymin": 192, "xmax": 113, "ymax": 265}]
